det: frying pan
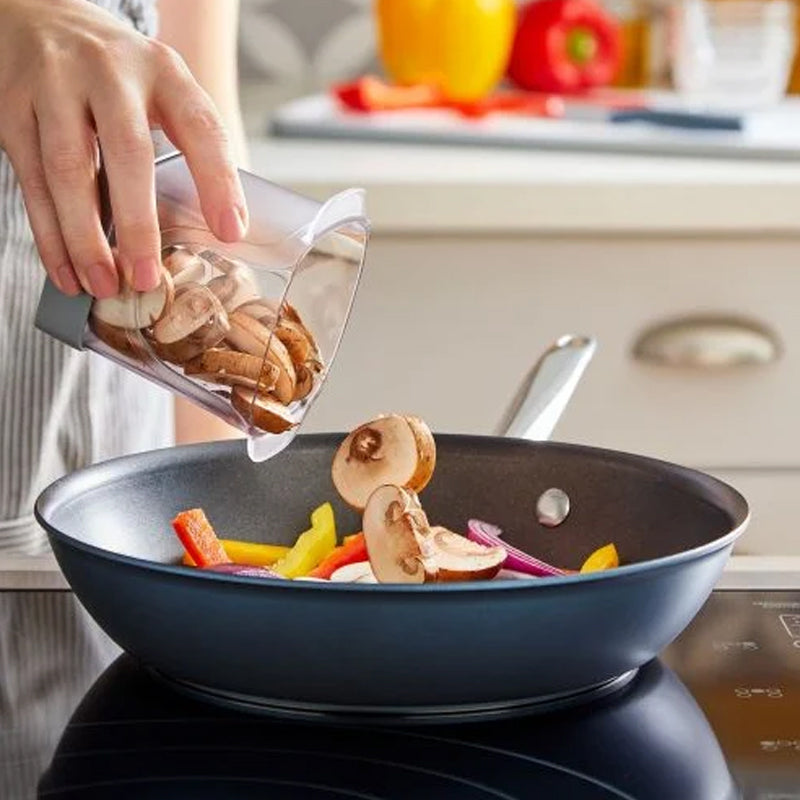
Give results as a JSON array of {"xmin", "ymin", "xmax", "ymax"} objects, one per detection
[{"xmin": 34, "ymin": 335, "xmax": 749, "ymax": 724}]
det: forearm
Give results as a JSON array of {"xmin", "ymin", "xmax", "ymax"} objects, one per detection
[
  {"xmin": 156, "ymin": 0, "xmax": 249, "ymax": 166},
  {"xmin": 158, "ymin": 0, "xmax": 248, "ymax": 442}
]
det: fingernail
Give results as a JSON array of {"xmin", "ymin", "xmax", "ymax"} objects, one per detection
[
  {"xmin": 218, "ymin": 205, "xmax": 247, "ymax": 241},
  {"xmin": 88, "ymin": 263, "xmax": 119, "ymax": 299},
  {"xmin": 56, "ymin": 265, "xmax": 81, "ymax": 296},
  {"xmin": 132, "ymin": 257, "xmax": 161, "ymax": 292}
]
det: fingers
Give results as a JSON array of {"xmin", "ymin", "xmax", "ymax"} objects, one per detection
[
  {"xmin": 91, "ymin": 88, "xmax": 161, "ymax": 292},
  {"xmin": 3, "ymin": 115, "xmax": 81, "ymax": 296},
  {"xmin": 154, "ymin": 51, "xmax": 248, "ymax": 243},
  {"xmin": 36, "ymin": 94, "xmax": 119, "ymax": 299}
]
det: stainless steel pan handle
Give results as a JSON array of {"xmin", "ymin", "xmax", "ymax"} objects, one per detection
[{"xmin": 496, "ymin": 334, "xmax": 597, "ymax": 441}]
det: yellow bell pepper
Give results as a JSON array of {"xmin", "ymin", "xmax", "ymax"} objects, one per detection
[
  {"xmin": 272, "ymin": 503, "xmax": 337, "ymax": 579},
  {"xmin": 374, "ymin": 0, "xmax": 516, "ymax": 102},
  {"xmin": 580, "ymin": 543, "xmax": 620, "ymax": 573},
  {"xmin": 182, "ymin": 539, "xmax": 289, "ymax": 568}
]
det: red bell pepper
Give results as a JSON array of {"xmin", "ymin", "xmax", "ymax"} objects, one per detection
[
  {"xmin": 308, "ymin": 532, "xmax": 368, "ymax": 579},
  {"xmin": 172, "ymin": 509, "xmax": 231, "ymax": 568},
  {"xmin": 508, "ymin": 0, "xmax": 622, "ymax": 94}
]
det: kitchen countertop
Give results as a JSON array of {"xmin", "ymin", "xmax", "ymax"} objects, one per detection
[
  {"xmin": 4, "ymin": 553, "xmax": 800, "ymax": 591},
  {"xmin": 248, "ymin": 136, "xmax": 800, "ymax": 235}
]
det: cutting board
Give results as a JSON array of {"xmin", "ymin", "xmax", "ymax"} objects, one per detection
[{"xmin": 271, "ymin": 93, "xmax": 800, "ymax": 161}]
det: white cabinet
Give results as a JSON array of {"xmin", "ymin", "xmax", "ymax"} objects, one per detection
[{"xmin": 302, "ymin": 233, "xmax": 800, "ymax": 556}]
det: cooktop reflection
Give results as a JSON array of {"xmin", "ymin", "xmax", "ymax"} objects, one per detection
[{"xmin": 2, "ymin": 589, "xmax": 799, "ymax": 799}]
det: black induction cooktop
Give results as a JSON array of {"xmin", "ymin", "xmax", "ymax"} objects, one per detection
[{"xmin": 2, "ymin": 588, "xmax": 799, "ymax": 799}]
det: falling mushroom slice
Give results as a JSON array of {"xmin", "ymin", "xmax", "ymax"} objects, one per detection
[
  {"xmin": 231, "ymin": 386, "xmax": 297, "ymax": 434},
  {"xmin": 428, "ymin": 527, "xmax": 507, "ymax": 582},
  {"xmin": 331, "ymin": 415, "xmax": 436, "ymax": 511},
  {"xmin": 91, "ymin": 270, "xmax": 174, "ymax": 330},
  {"xmin": 151, "ymin": 284, "xmax": 230, "ymax": 364},
  {"xmin": 362, "ymin": 485, "xmax": 436, "ymax": 584}
]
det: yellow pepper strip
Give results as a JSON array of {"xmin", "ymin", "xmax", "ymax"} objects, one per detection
[
  {"xmin": 272, "ymin": 502, "xmax": 337, "ymax": 579},
  {"xmin": 580, "ymin": 543, "xmax": 620, "ymax": 573},
  {"xmin": 182, "ymin": 540, "xmax": 289, "ymax": 568}
]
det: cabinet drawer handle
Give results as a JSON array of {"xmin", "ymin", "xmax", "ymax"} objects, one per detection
[{"xmin": 632, "ymin": 315, "xmax": 781, "ymax": 368}]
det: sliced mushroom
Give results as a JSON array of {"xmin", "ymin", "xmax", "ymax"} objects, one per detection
[
  {"xmin": 89, "ymin": 317, "xmax": 149, "ymax": 361},
  {"xmin": 150, "ymin": 284, "xmax": 229, "ymax": 364},
  {"xmin": 292, "ymin": 363, "xmax": 314, "ymax": 401},
  {"xmin": 428, "ymin": 527, "xmax": 506, "ymax": 582},
  {"xmin": 225, "ymin": 311, "xmax": 296, "ymax": 404},
  {"xmin": 183, "ymin": 348, "xmax": 280, "ymax": 391},
  {"xmin": 236, "ymin": 299, "xmax": 279, "ymax": 325},
  {"xmin": 91, "ymin": 270, "xmax": 174, "ymax": 330},
  {"xmin": 207, "ymin": 271, "xmax": 260, "ymax": 313},
  {"xmin": 362, "ymin": 485, "xmax": 436, "ymax": 584},
  {"xmin": 329, "ymin": 562, "xmax": 377, "ymax": 583},
  {"xmin": 231, "ymin": 386, "xmax": 297, "ymax": 434},
  {"xmin": 331, "ymin": 415, "xmax": 436, "ymax": 511},
  {"xmin": 274, "ymin": 319, "xmax": 313, "ymax": 366},
  {"xmin": 199, "ymin": 249, "xmax": 245, "ymax": 275},
  {"xmin": 162, "ymin": 248, "xmax": 211, "ymax": 287}
]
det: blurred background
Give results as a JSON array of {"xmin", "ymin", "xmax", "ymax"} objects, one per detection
[{"xmin": 232, "ymin": 0, "xmax": 800, "ymax": 562}]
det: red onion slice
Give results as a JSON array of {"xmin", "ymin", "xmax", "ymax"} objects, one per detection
[{"xmin": 467, "ymin": 519, "xmax": 566, "ymax": 577}]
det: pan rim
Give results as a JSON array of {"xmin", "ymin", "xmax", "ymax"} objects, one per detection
[{"xmin": 34, "ymin": 433, "xmax": 750, "ymax": 594}]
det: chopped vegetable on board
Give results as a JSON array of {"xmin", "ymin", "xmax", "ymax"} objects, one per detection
[
  {"xmin": 308, "ymin": 532, "xmax": 368, "ymax": 579},
  {"xmin": 272, "ymin": 502, "xmax": 337, "ymax": 578},
  {"xmin": 172, "ymin": 509, "xmax": 231, "ymax": 568},
  {"xmin": 580, "ymin": 543, "xmax": 619, "ymax": 573},
  {"xmin": 333, "ymin": 76, "xmax": 442, "ymax": 112},
  {"xmin": 182, "ymin": 540, "xmax": 290, "ymax": 568}
]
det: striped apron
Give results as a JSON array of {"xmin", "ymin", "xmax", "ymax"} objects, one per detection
[{"xmin": 1, "ymin": 2, "xmax": 173, "ymax": 796}]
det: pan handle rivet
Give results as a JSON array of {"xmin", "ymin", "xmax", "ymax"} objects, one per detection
[{"xmin": 537, "ymin": 488, "xmax": 570, "ymax": 527}]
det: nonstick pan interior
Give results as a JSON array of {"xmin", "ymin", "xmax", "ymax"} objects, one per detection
[{"xmin": 35, "ymin": 434, "xmax": 749, "ymax": 722}]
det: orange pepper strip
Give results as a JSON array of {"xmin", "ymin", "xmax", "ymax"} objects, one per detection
[
  {"xmin": 172, "ymin": 509, "xmax": 231, "ymax": 568},
  {"xmin": 308, "ymin": 533, "xmax": 367, "ymax": 579}
]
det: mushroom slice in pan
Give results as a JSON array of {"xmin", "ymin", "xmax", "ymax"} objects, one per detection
[
  {"xmin": 91, "ymin": 270, "xmax": 174, "ymax": 330},
  {"xmin": 331, "ymin": 415, "xmax": 436, "ymax": 511},
  {"xmin": 183, "ymin": 348, "xmax": 280, "ymax": 391},
  {"xmin": 362, "ymin": 485, "xmax": 435, "ymax": 584},
  {"xmin": 231, "ymin": 386, "xmax": 297, "ymax": 434},
  {"xmin": 150, "ymin": 284, "xmax": 229, "ymax": 364},
  {"xmin": 225, "ymin": 311, "xmax": 296, "ymax": 404},
  {"xmin": 428, "ymin": 527, "xmax": 506, "ymax": 582}
]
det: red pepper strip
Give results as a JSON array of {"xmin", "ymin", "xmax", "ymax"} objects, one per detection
[
  {"xmin": 333, "ymin": 77, "xmax": 563, "ymax": 121},
  {"xmin": 451, "ymin": 91, "xmax": 565, "ymax": 119},
  {"xmin": 172, "ymin": 509, "xmax": 231, "ymax": 568},
  {"xmin": 308, "ymin": 533, "xmax": 367, "ymax": 579},
  {"xmin": 333, "ymin": 76, "xmax": 442, "ymax": 112}
]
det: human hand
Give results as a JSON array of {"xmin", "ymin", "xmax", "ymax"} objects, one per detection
[{"xmin": 0, "ymin": 0, "xmax": 248, "ymax": 299}]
